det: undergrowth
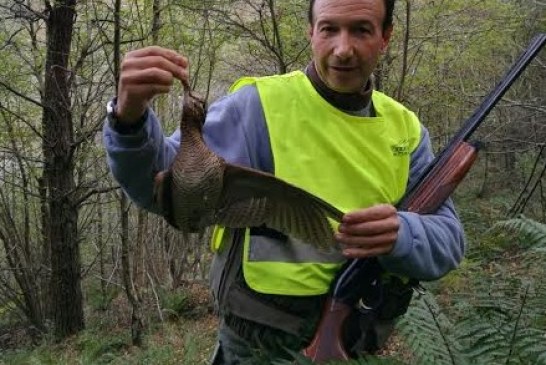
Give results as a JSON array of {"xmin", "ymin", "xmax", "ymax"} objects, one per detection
[{"xmin": 1, "ymin": 216, "xmax": 544, "ymax": 365}]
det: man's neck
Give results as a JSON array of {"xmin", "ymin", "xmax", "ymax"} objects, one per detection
[{"xmin": 304, "ymin": 61, "xmax": 373, "ymax": 112}]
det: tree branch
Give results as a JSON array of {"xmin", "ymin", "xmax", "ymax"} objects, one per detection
[
  {"xmin": 74, "ymin": 186, "xmax": 121, "ymax": 208},
  {"xmin": 0, "ymin": 103, "xmax": 44, "ymax": 139},
  {"xmin": 0, "ymin": 81, "xmax": 44, "ymax": 109}
]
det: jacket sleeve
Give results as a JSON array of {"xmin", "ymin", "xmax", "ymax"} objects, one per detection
[
  {"xmin": 102, "ymin": 109, "xmax": 180, "ymax": 214},
  {"xmin": 378, "ymin": 126, "xmax": 466, "ymax": 281}
]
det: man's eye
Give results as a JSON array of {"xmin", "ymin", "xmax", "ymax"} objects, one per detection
[{"xmin": 320, "ymin": 26, "xmax": 336, "ymax": 33}]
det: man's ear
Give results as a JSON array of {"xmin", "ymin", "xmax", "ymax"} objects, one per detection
[{"xmin": 381, "ymin": 25, "xmax": 394, "ymax": 53}]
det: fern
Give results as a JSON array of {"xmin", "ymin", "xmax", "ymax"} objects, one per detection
[
  {"xmin": 397, "ymin": 282, "xmax": 546, "ymax": 364},
  {"xmin": 453, "ymin": 282, "xmax": 546, "ymax": 365},
  {"xmin": 397, "ymin": 292, "xmax": 469, "ymax": 365},
  {"xmin": 493, "ymin": 216, "xmax": 546, "ymax": 250}
]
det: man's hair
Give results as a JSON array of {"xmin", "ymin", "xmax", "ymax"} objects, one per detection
[{"xmin": 307, "ymin": 0, "xmax": 396, "ymax": 31}]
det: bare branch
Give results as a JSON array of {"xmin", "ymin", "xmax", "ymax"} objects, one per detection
[
  {"xmin": 0, "ymin": 81, "xmax": 44, "ymax": 109},
  {"xmin": 0, "ymin": 103, "xmax": 44, "ymax": 139},
  {"xmin": 0, "ymin": 1, "xmax": 47, "ymax": 21},
  {"xmin": 74, "ymin": 186, "xmax": 121, "ymax": 208}
]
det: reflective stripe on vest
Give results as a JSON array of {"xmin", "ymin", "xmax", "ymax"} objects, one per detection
[{"xmin": 213, "ymin": 71, "xmax": 421, "ymax": 295}]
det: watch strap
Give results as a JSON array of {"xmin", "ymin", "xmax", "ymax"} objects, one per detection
[{"xmin": 107, "ymin": 98, "xmax": 148, "ymax": 135}]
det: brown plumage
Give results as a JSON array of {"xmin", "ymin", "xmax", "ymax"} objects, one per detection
[{"xmin": 153, "ymin": 84, "xmax": 344, "ymax": 249}]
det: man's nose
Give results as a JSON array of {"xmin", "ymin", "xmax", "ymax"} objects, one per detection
[{"xmin": 333, "ymin": 31, "xmax": 354, "ymax": 60}]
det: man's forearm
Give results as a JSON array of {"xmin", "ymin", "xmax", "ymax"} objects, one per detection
[
  {"xmin": 381, "ymin": 201, "xmax": 465, "ymax": 280},
  {"xmin": 103, "ymin": 108, "xmax": 180, "ymax": 213}
]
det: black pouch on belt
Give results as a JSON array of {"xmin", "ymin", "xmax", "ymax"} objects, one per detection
[{"xmin": 343, "ymin": 276, "xmax": 418, "ymax": 356}]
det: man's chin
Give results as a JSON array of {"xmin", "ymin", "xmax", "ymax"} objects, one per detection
[{"xmin": 328, "ymin": 83, "xmax": 362, "ymax": 94}]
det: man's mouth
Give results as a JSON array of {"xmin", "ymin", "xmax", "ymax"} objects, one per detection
[{"xmin": 330, "ymin": 66, "xmax": 357, "ymax": 73}]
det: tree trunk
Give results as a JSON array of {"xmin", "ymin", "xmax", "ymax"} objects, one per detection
[
  {"xmin": 396, "ymin": 0, "xmax": 411, "ymax": 101},
  {"xmin": 120, "ymin": 193, "xmax": 143, "ymax": 346},
  {"xmin": 113, "ymin": 0, "xmax": 144, "ymax": 346},
  {"xmin": 41, "ymin": 0, "xmax": 84, "ymax": 339},
  {"xmin": 38, "ymin": 175, "xmax": 51, "ymax": 320}
]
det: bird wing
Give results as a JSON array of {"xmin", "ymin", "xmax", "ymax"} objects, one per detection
[{"xmin": 213, "ymin": 163, "xmax": 344, "ymax": 249}]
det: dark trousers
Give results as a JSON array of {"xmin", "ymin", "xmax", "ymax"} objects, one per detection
[{"xmin": 210, "ymin": 320, "xmax": 298, "ymax": 365}]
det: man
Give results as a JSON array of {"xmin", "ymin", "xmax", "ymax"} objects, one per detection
[{"xmin": 103, "ymin": 0, "xmax": 465, "ymax": 363}]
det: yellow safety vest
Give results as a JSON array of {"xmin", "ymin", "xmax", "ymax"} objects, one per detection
[{"xmin": 212, "ymin": 71, "xmax": 421, "ymax": 295}]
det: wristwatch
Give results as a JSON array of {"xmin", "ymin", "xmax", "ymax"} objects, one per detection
[{"xmin": 106, "ymin": 98, "xmax": 147, "ymax": 134}]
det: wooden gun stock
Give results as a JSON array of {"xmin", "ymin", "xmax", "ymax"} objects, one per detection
[
  {"xmin": 402, "ymin": 141, "xmax": 479, "ymax": 214},
  {"xmin": 301, "ymin": 298, "xmax": 351, "ymax": 362}
]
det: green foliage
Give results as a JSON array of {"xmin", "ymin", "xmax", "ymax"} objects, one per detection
[
  {"xmin": 86, "ymin": 283, "xmax": 121, "ymax": 311},
  {"xmin": 159, "ymin": 289, "xmax": 191, "ymax": 319},
  {"xmin": 0, "ymin": 351, "xmax": 68, "ymax": 365},
  {"xmin": 180, "ymin": 334, "xmax": 200, "ymax": 364},
  {"xmin": 131, "ymin": 344, "xmax": 177, "ymax": 364},
  {"xmin": 398, "ymin": 292, "xmax": 468, "ymax": 365},
  {"xmin": 397, "ymin": 283, "xmax": 546, "ymax": 365},
  {"xmin": 493, "ymin": 216, "xmax": 546, "ymax": 251},
  {"xmin": 453, "ymin": 282, "xmax": 546, "ymax": 365},
  {"xmin": 75, "ymin": 330, "xmax": 129, "ymax": 365},
  {"xmin": 394, "ymin": 216, "xmax": 546, "ymax": 365},
  {"xmin": 0, "ymin": 330, "xmax": 129, "ymax": 365}
]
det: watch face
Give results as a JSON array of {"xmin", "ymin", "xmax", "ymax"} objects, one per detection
[
  {"xmin": 107, "ymin": 100, "xmax": 115, "ymax": 116},
  {"xmin": 106, "ymin": 101, "xmax": 118, "ymax": 127}
]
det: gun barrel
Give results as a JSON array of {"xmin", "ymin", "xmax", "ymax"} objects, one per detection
[
  {"xmin": 455, "ymin": 33, "xmax": 546, "ymax": 143},
  {"xmin": 400, "ymin": 33, "xmax": 546, "ymax": 207}
]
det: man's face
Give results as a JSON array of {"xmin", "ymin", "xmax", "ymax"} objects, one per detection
[{"xmin": 309, "ymin": 0, "xmax": 392, "ymax": 93}]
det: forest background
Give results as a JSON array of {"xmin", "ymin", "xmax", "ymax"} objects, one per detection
[{"xmin": 0, "ymin": 0, "xmax": 545, "ymax": 364}]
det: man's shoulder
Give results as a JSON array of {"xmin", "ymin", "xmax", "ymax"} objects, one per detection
[
  {"xmin": 372, "ymin": 90, "xmax": 413, "ymax": 113},
  {"xmin": 229, "ymin": 70, "xmax": 305, "ymax": 93},
  {"xmin": 211, "ymin": 83, "xmax": 260, "ymax": 111},
  {"xmin": 372, "ymin": 90, "xmax": 420, "ymax": 123},
  {"xmin": 205, "ymin": 83, "xmax": 267, "ymax": 131},
  {"xmin": 372, "ymin": 90, "xmax": 422, "ymax": 146}
]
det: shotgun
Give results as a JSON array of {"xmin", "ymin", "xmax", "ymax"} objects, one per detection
[{"xmin": 303, "ymin": 33, "xmax": 546, "ymax": 363}]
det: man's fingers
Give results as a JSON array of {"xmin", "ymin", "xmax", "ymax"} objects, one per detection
[
  {"xmin": 342, "ymin": 245, "xmax": 392, "ymax": 258},
  {"xmin": 126, "ymin": 46, "xmax": 188, "ymax": 68},
  {"xmin": 342, "ymin": 204, "xmax": 397, "ymax": 223},
  {"xmin": 338, "ymin": 216, "xmax": 399, "ymax": 236},
  {"xmin": 121, "ymin": 56, "xmax": 188, "ymax": 83},
  {"xmin": 121, "ymin": 67, "xmax": 179, "ymax": 87},
  {"xmin": 335, "ymin": 232, "xmax": 398, "ymax": 247},
  {"xmin": 127, "ymin": 83, "xmax": 172, "ymax": 99}
]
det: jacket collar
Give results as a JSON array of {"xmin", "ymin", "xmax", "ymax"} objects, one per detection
[{"xmin": 304, "ymin": 61, "xmax": 373, "ymax": 112}]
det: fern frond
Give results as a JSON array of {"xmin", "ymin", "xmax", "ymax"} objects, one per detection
[
  {"xmin": 493, "ymin": 216, "xmax": 546, "ymax": 249},
  {"xmin": 398, "ymin": 291, "xmax": 468, "ymax": 365},
  {"xmin": 452, "ymin": 281, "xmax": 546, "ymax": 365}
]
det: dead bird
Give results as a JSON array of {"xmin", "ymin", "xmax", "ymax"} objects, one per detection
[{"xmin": 153, "ymin": 83, "xmax": 344, "ymax": 249}]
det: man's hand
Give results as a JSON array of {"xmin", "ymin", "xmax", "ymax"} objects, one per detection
[
  {"xmin": 117, "ymin": 46, "xmax": 189, "ymax": 124},
  {"xmin": 335, "ymin": 204, "xmax": 399, "ymax": 258}
]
